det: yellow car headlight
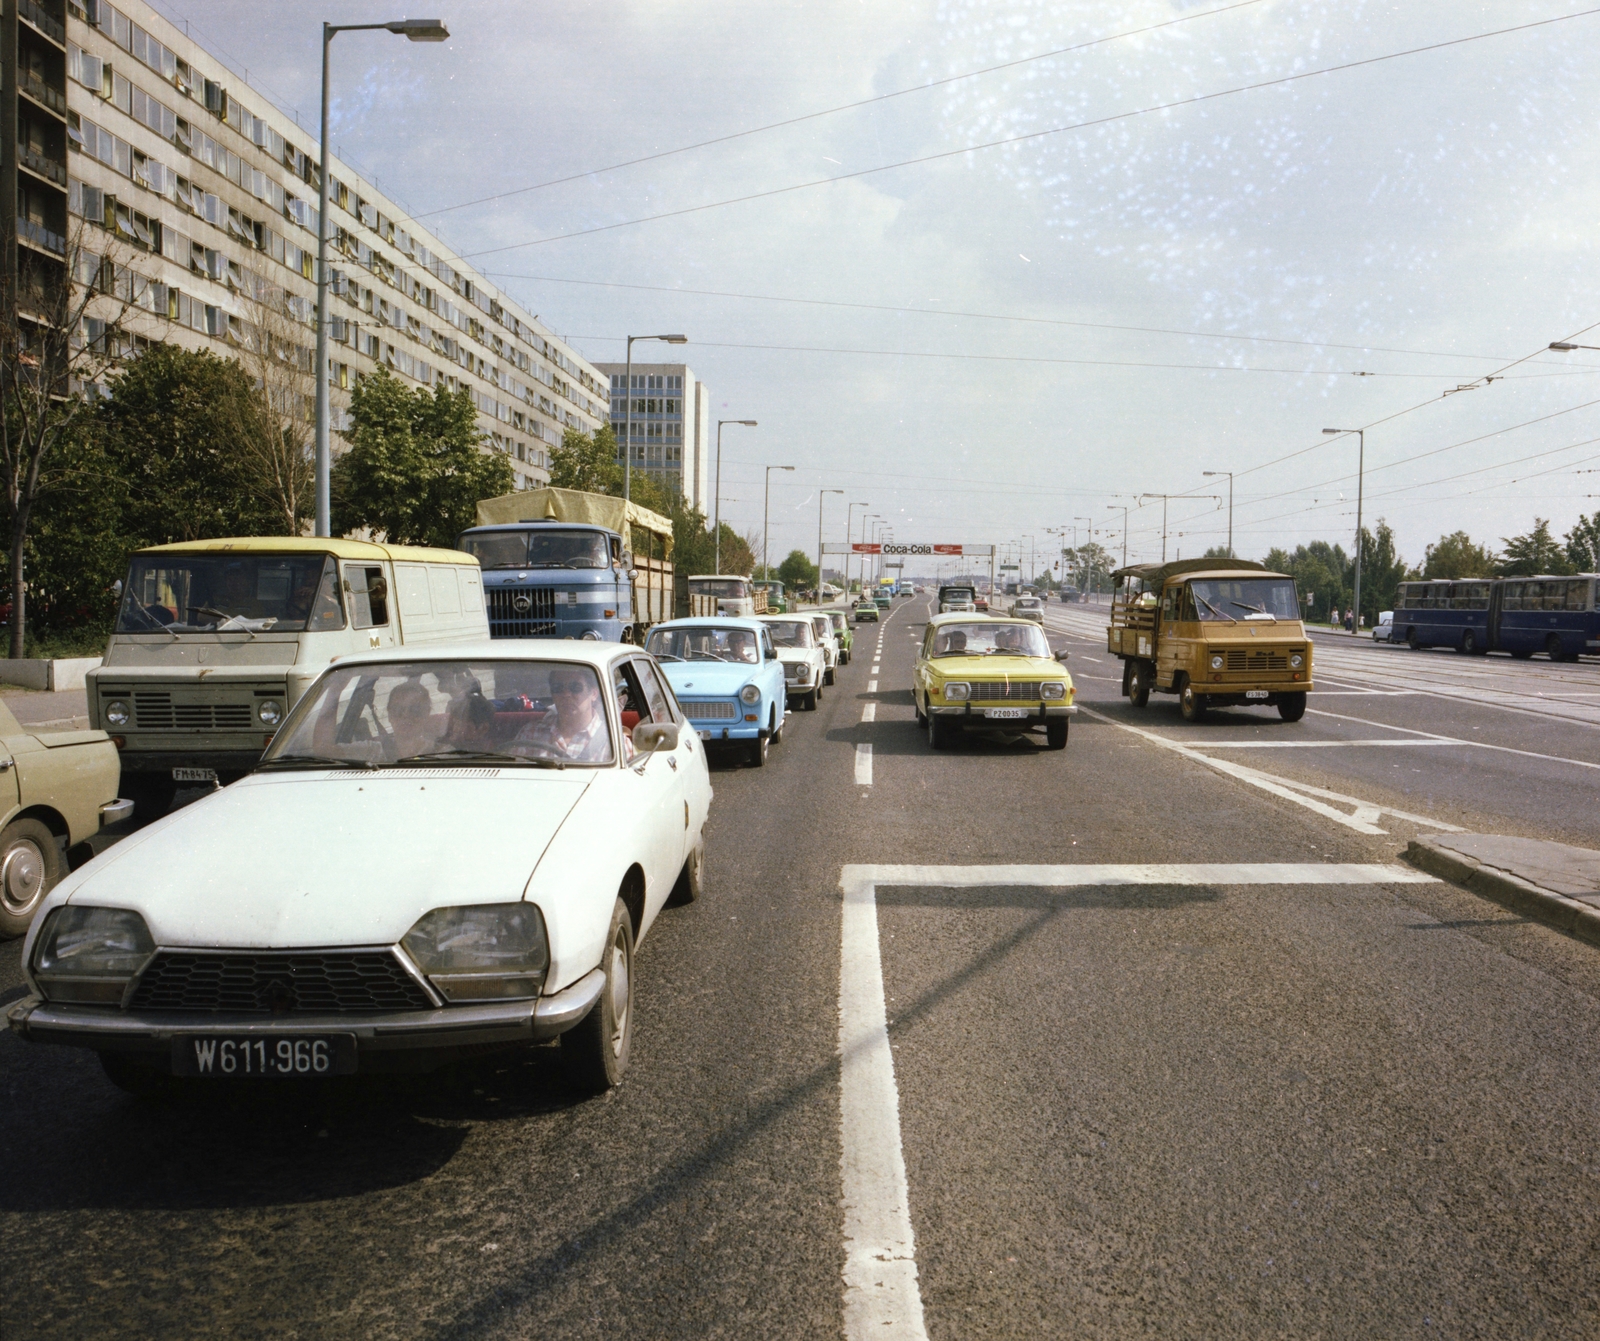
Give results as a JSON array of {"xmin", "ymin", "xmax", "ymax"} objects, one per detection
[
  {"xmin": 944, "ymin": 682, "xmax": 970, "ymax": 701},
  {"xmin": 1040, "ymin": 681, "xmax": 1066, "ymax": 700}
]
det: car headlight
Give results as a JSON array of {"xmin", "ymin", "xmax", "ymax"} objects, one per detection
[
  {"xmin": 944, "ymin": 682, "xmax": 970, "ymax": 701},
  {"xmin": 1289, "ymin": 653, "xmax": 1304, "ymax": 669},
  {"xmin": 104, "ymin": 699, "xmax": 130, "ymax": 727},
  {"xmin": 795, "ymin": 664, "xmax": 812, "ymax": 684},
  {"xmin": 1040, "ymin": 681, "xmax": 1066, "ymax": 700},
  {"xmin": 402, "ymin": 903, "xmax": 549, "ymax": 1003},
  {"xmin": 32, "ymin": 906, "xmax": 155, "ymax": 1003},
  {"xmin": 740, "ymin": 684, "xmax": 762, "ymax": 705},
  {"xmin": 581, "ymin": 630, "xmax": 602, "ymax": 641},
  {"xmin": 1210, "ymin": 653, "xmax": 1224, "ymax": 671},
  {"xmin": 257, "ymin": 700, "xmax": 283, "ymax": 726}
]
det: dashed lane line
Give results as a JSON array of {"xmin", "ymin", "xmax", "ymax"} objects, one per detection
[
  {"xmin": 855, "ymin": 744, "xmax": 873, "ymax": 785},
  {"xmin": 868, "ymin": 681, "xmax": 878, "ymax": 693},
  {"xmin": 861, "ymin": 704, "xmax": 877, "ymax": 722},
  {"xmin": 838, "ymin": 859, "xmax": 1437, "ymax": 1341}
]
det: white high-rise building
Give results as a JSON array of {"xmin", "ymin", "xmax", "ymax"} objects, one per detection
[{"xmin": 596, "ymin": 362, "xmax": 711, "ymax": 512}]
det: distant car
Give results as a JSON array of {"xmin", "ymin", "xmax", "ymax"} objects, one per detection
[
  {"xmin": 646, "ymin": 618, "xmax": 788, "ymax": 767},
  {"xmin": 974, "ymin": 595, "xmax": 989, "ymax": 611},
  {"xmin": 1008, "ymin": 596, "xmax": 1045, "ymax": 623},
  {"xmin": 874, "ymin": 590, "xmax": 892, "ymax": 610},
  {"xmin": 854, "ymin": 601, "xmax": 879, "ymax": 623},
  {"xmin": 1373, "ymin": 610, "xmax": 1395, "ymax": 642},
  {"xmin": 759, "ymin": 614, "xmax": 828, "ymax": 710},
  {"xmin": 807, "ymin": 611, "xmax": 840, "ymax": 685},
  {"xmin": 827, "ymin": 610, "xmax": 855, "ymax": 663}
]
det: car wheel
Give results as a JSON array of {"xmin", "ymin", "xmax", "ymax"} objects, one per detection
[
  {"xmin": 667, "ymin": 840, "xmax": 703, "ymax": 906},
  {"xmin": 1129, "ymin": 661, "xmax": 1152, "ymax": 709},
  {"xmin": 1407, "ymin": 628, "xmax": 1421, "ymax": 650},
  {"xmin": 1278, "ymin": 692, "xmax": 1308, "ymax": 722},
  {"xmin": 99, "ymin": 1052, "xmax": 179, "ymax": 1100},
  {"xmin": 806, "ymin": 689, "xmax": 819, "ymax": 711},
  {"xmin": 560, "ymin": 897, "xmax": 634, "ymax": 1093},
  {"xmin": 1045, "ymin": 720, "xmax": 1068, "ymax": 750},
  {"xmin": 927, "ymin": 712, "xmax": 950, "ymax": 750},
  {"xmin": 1178, "ymin": 678, "xmax": 1208, "ymax": 722},
  {"xmin": 748, "ymin": 731, "xmax": 768, "ymax": 767},
  {"xmin": 825, "ymin": 666, "xmax": 835, "ymax": 686},
  {"xmin": 770, "ymin": 706, "xmax": 783, "ymax": 745},
  {"xmin": 914, "ymin": 689, "xmax": 927, "ymax": 726},
  {"xmin": 0, "ymin": 818, "xmax": 62, "ymax": 939}
]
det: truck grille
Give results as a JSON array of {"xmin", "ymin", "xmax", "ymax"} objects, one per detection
[
  {"xmin": 129, "ymin": 950, "xmax": 433, "ymax": 1014},
  {"xmin": 1224, "ymin": 651, "xmax": 1289, "ymax": 673},
  {"xmin": 681, "ymin": 700, "xmax": 738, "ymax": 720},
  {"xmin": 133, "ymin": 693, "xmax": 253, "ymax": 731},
  {"xmin": 487, "ymin": 587, "xmax": 556, "ymax": 637},
  {"xmin": 966, "ymin": 681, "xmax": 1042, "ymax": 701}
]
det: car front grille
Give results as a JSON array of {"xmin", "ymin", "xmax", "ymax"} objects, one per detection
[
  {"xmin": 132, "ymin": 693, "xmax": 254, "ymax": 731},
  {"xmin": 681, "ymin": 700, "xmax": 739, "ymax": 720},
  {"xmin": 487, "ymin": 587, "xmax": 557, "ymax": 637},
  {"xmin": 966, "ymin": 681, "xmax": 1043, "ymax": 701},
  {"xmin": 1223, "ymin": 650, "xmax": 1289, "ymax": 673},
  {"xmin": 129, "ymin": 950, "xmax": 433, "ymax": 1014}
]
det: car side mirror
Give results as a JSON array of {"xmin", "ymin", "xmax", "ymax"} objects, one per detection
[
  {"xmin": 1055, "ymin": 650, "xmax": 1070, "ymax": 662},
  {"xmin": 632, "ymin": 720, "xmax": 681, "ymax": 753}
]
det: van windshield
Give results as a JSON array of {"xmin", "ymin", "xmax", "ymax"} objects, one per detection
[
  {"xmin": 1190, "ymin": 578, "xmax": 1301, "ymax": 622},
  {"xmin": 458, "ymin": 529, "xmax": 610, "ymax": 570},
  {"xmin": 117, "ymin": 554, "xmax": 343, "ymax": 633}
]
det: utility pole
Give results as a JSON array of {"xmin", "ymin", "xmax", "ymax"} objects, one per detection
[
  {"xmin": 1108, "ymin": 503, "xmax": 1130, "ymax": 571},
  {"xmin": 1323, "ymin": 429, "xmax": 1366, "ymax": 632},
  {"xmin": 762, "ymin": 465, "xmax": 795, "ymax": 582},
  {"xmin": 713, "ymin": 419, "xmax": 757, "ymax": 575},
  {"xmin": 846, "ymin": 501, "xmax": 868, "ymax": 601},
  {"xmin": 818, "ymin": 489, "xmax": 843, "ymax": 604},
  {"xmin": 1202, "ymin": 471, "xmax": 1234, "ymax": 557},
  {"xmin": 1140, "ymin": 493, "xmax": 1218, "ymax": 563}
]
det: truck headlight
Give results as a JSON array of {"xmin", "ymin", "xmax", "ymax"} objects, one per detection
[
  {"xmin": 257, "ymin": 700, "xmax": 283, "ymax": 726},
  {"xmin": 402, "ymin": 903, "xmax": 549, "ymax": 1002},
  {"xmin": 104, "ymin": 700, "xmax": 130, "ymax": 726},
  {"xmin": 32, "ymin": 906, "xmax": 155, "ymax": 1003},
  {"xmin": 1209, "ymin": 654, "xmax": 1224, "ymax": 670},
  {"xmin": 1040, "ymin": 681, "xmax": 1066, "ymax": 700},
  {"xmin": 1290, "ymin": 653, "xmax": 1304, "ymax": 668},
  {"xmin": 581, "ymin": 630, "xmax": 602, "ymax": 641},
  {"xmin": 740, "ymin": 684, "xmax": 761, "ymax": 705},
  {"xmin": 944, "ymin": 682, "xmax": 970, "ymax": 701}
]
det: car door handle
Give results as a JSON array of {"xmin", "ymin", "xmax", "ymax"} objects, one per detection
[
  {"xmin": 667, "ymin": 756, "xmax": 677, "ymax": 771},
  {"xmin": 0, "ymin": 759, "xmax": 12, "ymax": 771}
]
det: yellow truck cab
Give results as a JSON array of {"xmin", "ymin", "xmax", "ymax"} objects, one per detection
[
  {"xmin": 1107, "ymin": 559, "xmax": 1312, "ymax": 722},
  {"xmin": 89, "ymin": 537, "xmax": 487, "ymax": 814}
]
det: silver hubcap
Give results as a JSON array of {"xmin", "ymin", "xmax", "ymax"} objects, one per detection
[
  {"xmin": 606, "ymin": 928, "xmax": 630, "ymax": 1059},
  {"xmin": 1, "ymin": 840, "xmax": 45, "ymax": 916}
]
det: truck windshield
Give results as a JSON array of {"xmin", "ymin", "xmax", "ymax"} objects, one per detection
[
  {"xmin": 1190, "ymin": 578, "xmax": 1301, "ymax": 622},
  {"xmin": 458, "ymin": 529, "xmax": 610, "ymax": 569},
  {"xmin": 646, "ymin": 625, "xmax": 760, "ymax": 664},
  {"xmin": 116, "ymin": 554, "xmax": 343, "ymax": 633},
  {"xmin": 690, "ymin": 579, "xmax": 749, "ymax": 599}
]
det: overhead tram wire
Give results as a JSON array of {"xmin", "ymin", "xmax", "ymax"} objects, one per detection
[
  {"xmin": 411, "ymin": 0, "xmax": 1270, "ymax": 221},
  {"xmin": 456, "ymin": 8, "xmax": 1600, "ymax": 261}
]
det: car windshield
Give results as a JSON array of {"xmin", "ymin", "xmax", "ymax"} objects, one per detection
[
  {"xmin": 930, "ymin": 622, "xmax": 1051, "ymax": 658},
  {"xmin": 810, "ymin": 617, "xmax": 832, "ymax": 637},
  {"xmin": 766, "ymin": 620, "xmax": 815, "ymax": 648},
  {"xmin": 829, "ymin": 613, "xmax": 847, "ymax": 631},
  {"xmin": 646, "ymin": 624, "xmax": 760, "ymax": 664},
  {"xmin": 1190, "ymin": 578, "xmax": 1301, "ymax": 622},
  {"xmin": 116, "ymin": 554, "xmax": 343, "ymax": 634},
  {"xmin": 1016, "ymin": 598, "xmax": 1041, "ymax": 608},
  {"xmin": 458, "ymin": 529, "xmax": 609, "ymax": 570},
  {"xmin": 690, "ymin": 578, "xmax": 749, "ymax": 599},
  {"xmin": 264, "ymin": 660, "xmax": 615, "ymax": 768}
]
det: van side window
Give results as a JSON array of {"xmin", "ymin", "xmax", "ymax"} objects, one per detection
[
  {"xmin": 1177, "ymin": 586, "xmax": 1198, "ymax": 621},
  {"xmin": 344, "ymin": 565, "xmax": 389, "ymax": 629}
]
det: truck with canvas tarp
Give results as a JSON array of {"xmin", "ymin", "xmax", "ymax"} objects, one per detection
[{"xmin": 461, "ymin": 487, "xmax": 673, "ymax": 644}]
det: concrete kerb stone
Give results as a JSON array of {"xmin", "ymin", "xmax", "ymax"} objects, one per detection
[
  {"xmin": 1404, "ymin": 835, "xmax": 1600, "ymax": 948},
  {"xmin": 0, "ymin": 657, "xmax": 102, "ymax": 691}
]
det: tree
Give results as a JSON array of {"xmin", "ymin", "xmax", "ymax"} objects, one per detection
[
  {"xmin": 549, "ymin": 424, "xmax": 623, "ymax": 496},
  {"xmin": 1498, "ymin": 518, "xmax": 1572, "ymax": 576},
  {"xmin": 1202, "ymin": 545, "xmax": 1235, "ymax": 559},
  {"xmin": 1, "ymin": 225, "xmax": 134, "ymax": 656},
  {"xmin": 777, "ymin": 549, "xmax": 818, "ymax": 591},
  {"xmin": 97, "ymin": 343, "xmax": 282, "ymax": 545},
  {"xmin": 1422, "ymin": 531, "xmax": 1496, "ymax": 579},
  {"xmin": 1567, "ymin": 512, "xmax": 1600, "ymax": 573},
  {"xmin": 234, "ymin": 281, "xmax": 316, "ymax": 534},
  {"xmin": 331, "ymin": 368, "xmax": 513, "ymax": 548},
  {"xmin": 1356, "ymin": 520, "xmax": 1408, "ymax": 623}
]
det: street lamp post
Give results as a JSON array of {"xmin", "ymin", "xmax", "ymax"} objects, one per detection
[
  {"xmin": 1202, "ymin": 471, "xmax": 1234, "ymax": 557},
  {"xmin": 1139, "ymin": 493, "xmax": 1218, "ymax": 563},
  {"xmin": 762, "ymin": 465, "xmax": 795, "ymax": 583},
  {"xmin": 846, "ymin": 501, "xmax": 868, "ymax": 600},
  {"xmin": 1323, "ymin": 428, "xmax": 1366, "ymax": 633},
  {"xmin": 1108, "ymin": 503, "xmax": 1130, "ymax": 570},
  {"xmin": 713, "ymin": 419, "xmax": 756, "ymax": 575},
  {"xmin": 863, "ymin": 513, "xmax": 880, "ymax": 592},
  {"xmin": 817, "ymin": 489, "xmax": 843, "ymax": 605},
  {"xmin": 315, "ymin": 17, "xmax": 450, "ymax": 538},
  {"xmin": 623, "ymin": 333, "xmax": 687, "ymax": 503}
]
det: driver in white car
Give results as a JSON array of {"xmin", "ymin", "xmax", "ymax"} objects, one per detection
[{"xmin": 512, "ymin": 671, "xmax": 613, "ymax": 763}]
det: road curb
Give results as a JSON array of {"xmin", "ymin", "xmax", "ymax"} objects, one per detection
[{"xmin": 1403, "ymin": 838, "xmax": 1600, "ymax": 947}]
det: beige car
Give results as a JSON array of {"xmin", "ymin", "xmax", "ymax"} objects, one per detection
[{"xmin": 0, "ymin": 698, "xmax": 129, "ymax": 938}]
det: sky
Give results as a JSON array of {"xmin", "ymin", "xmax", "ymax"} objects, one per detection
[{"xmin": 148, "ymin": 0, "xmax": 1600, "ymax": 576}]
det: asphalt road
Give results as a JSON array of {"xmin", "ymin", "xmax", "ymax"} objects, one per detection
[{"xmin": 2, "ymin": 595, "xmax": 1598, "ymax": 1338}]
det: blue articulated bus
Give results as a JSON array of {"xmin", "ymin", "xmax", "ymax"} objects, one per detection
[{"xmin": 1391, "ymin": 575, "xmax": 1599, "ymax": 659}]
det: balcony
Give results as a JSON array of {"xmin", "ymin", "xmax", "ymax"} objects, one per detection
[
  {"xmin": 17, "ymin": 217, "xmax": 66, "ymax": 257},
  {"xmin": 18, "ymin": 145, "xmax": 67, "ymax": 188},
  {"xmin": 18, "ymin": 0, "xmax": 66, "ymax": 47},
  {"xmin": 18, "ymin": 70, "xmax": 68, "ymax": 118}
]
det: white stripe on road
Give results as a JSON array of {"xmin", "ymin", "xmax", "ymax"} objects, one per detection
[
  {"xmin": 1191, "ymin": 738, "xmax": 1457, "ymax": 749},
  {"xmin": 837, "ymin": 858, "xmax": 1435, "ymax": 1340},
  {"xmin": 855, "ymin": 743, "xmax": 873, "ymax": 785},
  {"xmin": 861, "ymin": 703, "xmax": 877, "ymax": 722},
  {"xmin": 1306, "ymin": 707, "xmax": 1600, "ymax": 772},
  {"xmin": 868, "ymin": 680, "xmax": 878, "ymax": 692}
]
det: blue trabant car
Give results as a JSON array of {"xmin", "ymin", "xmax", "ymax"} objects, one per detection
[{"xmin": 644, "ymin": 618, "xmax": 787, "ymax": 767}]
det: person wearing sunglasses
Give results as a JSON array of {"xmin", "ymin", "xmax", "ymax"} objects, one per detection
[{"xmin": 511, "ymin": 668, "xmax": 613, "ymax": 763}]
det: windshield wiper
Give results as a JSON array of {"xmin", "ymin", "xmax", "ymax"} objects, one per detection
[
  {"xmin": 1230, "ymin": 600, "xmax": 1268, "ymax": 615},
  {"xmin": 652, "ymin": 653, "xmax": 685, "ymax": 662},
  {"xmin": 393, "ymin": 749, "xmax": 565, "ymax": 769},
  {"xmin": 257, "ymin": 754, "xmax": 379, "ymax": 770},
  {"xmin": 1195, "ymin": 595, "xmax": 1235, "ymax": 621}
]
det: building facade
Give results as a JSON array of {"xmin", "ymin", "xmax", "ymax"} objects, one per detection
[
  {"xmin": 3, "ymin": 0, "xmax": 614, "ymax": 492},
  {"xmin": 597, "ymin": 362, "xmax": 711, "ymax": 513}
]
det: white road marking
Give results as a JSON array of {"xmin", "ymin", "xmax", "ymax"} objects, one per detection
[
  {"xmin": 868, "ymin": 680, "xmax": 878, "ymax": 692},
  {"xmin": 838, "ymin": 858, "xmax": 1435, "ymax": 1340},
  {"xmin": 1077, "ymin": 706, "xmax": 1463, "ymax": 834},
  {"xmin": 1194, "ymin": 738, "xmax": 1457, "ymax": 749},
  {"xmin": 855, "ymin": 743, "xmax": 874, "ymax": 785},
  {"xmin": 1306, "ymin": 707, "xmax": 1600, "ymax": 772},
  {"xmin": 861, "ymin": 703, "xmax": 877, "ymax": 722},
  {"xmin": 872, "ymin": 665, "xmax": 882, "ymax": 673}
]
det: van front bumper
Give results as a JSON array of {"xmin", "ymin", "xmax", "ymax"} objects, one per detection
[{"xmin": 6, "ymin": 969, "xmax": 605, "ymax": 1073}]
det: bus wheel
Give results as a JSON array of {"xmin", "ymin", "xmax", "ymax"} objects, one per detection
[
  {"xmin": 1406, "ymin": 628, "xmax": 1421, "ymax": 650},
  {"xmin": 1461, "ymin": 629, "xmax": 1479, "ymax": 655},
  {"xmin": 1546, "ymin": 634, "xmax": 1564, "ymax": 661},
  {"xmin": 1278, "ymin": 692, "xmax": 1308, "ymax": 722}
]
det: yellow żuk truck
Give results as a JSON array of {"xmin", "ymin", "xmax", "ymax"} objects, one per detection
[{"xmin": 1107, "ymin": 559, "xmax": 1313, "ymax": 722}]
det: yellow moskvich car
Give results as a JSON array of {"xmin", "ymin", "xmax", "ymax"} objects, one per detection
[{"xmin": 913, "ymin": 613, "xmax": 1076, "ymax": 750}]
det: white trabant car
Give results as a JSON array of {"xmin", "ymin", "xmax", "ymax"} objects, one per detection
[
  {"xmin": 7, "ymin": 642, "xmax": 711, "ymax": 1095},
  {"xmin": 806, "ymin": 611, "xmax": 840, "ymax": 685},
  {"xmin": 758, "ymin": 614, "xmax": 828, "ymax": 711}
]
